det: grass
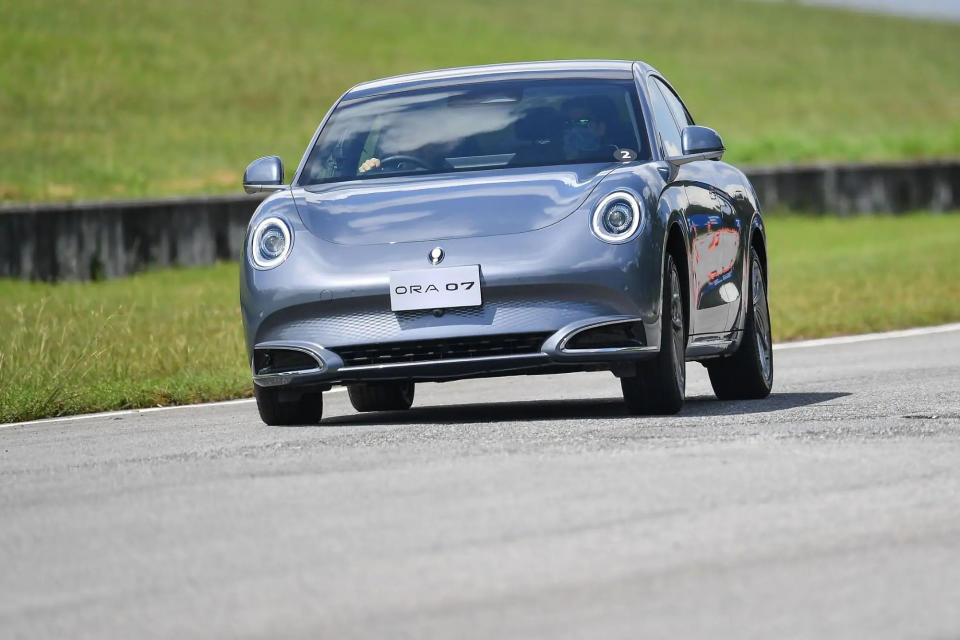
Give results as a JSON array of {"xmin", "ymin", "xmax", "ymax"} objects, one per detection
[
  {"xmin": 0, "ymin": 264, "xmax": 250, "ymax": 423},
  {"xmin": 1, "ymin": 0, "xmax": 959, "ymax": 203},
  {"xmin": 1, "ymin": 212, "xmax": 959, "ymax": 423},
  {"xmin": 766, "ymin": 214, "xmax": 960, "ymax": 338}
]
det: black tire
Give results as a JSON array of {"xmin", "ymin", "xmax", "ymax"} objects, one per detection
[
  {"xmin": 621, "ymin": 253, "xmax": 686, "ymax": 415},
  {"xmin": 254, "ymin": 384, "xmax": 324, "ymax": 426},
  {"xmin": 707, "ymin": 252, "xmax": 773, "ymax": 400},
  {"xmin": 348, "ymin": 381, "xmax": 415, "ymax": 412}
]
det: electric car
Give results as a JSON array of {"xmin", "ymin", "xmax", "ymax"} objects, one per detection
[{"xmin": 240, "ymin": 60, "xmax": 772, "ymax": 425}]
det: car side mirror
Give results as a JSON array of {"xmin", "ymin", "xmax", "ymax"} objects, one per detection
[
  {"xmin": 668, "ymin": 126, "xmax": 725, "ymax": 166},
  {"xmin": 243, "ymin": 156, "xmax": 287, "ymax": 194}
]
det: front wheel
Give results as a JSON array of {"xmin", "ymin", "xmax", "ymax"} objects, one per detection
[
  {"xmin": 707, "ymin": 252, "xmax": 773, "ymax": 399},
  {"xmin": 254, "ymin": 385, "xmax": 324, "ymax": 426},
  {"xmin": 348, "ymin": 381, "xmax": 415, "ymax": 412},
  {"xmin": 621, "ymin": 253, "xmax": 686, "ymax": 415}
]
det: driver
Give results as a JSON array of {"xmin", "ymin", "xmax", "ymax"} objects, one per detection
[
  {"xmin": 358, "ymin": 156, "xmax": 381, "ymax": 174},
  {"xmin": 357, "ymin": 150, "xmax": 433, "ymax": 175},
  {"xmin": 357, "ymin": 143, "xmax": 438, "ymax": 175},
  {"xmin": 560, "ymin": 95, "xmax": 618, "ymax": 160}
]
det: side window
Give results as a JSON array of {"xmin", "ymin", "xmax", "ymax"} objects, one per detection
[
  {"xmin": 646, "ymin": 79, "xmax": 682, "ymax": 157},
  {"xmin": 654, "ymin": 78, "xmax": 694, "ymax": 129}
]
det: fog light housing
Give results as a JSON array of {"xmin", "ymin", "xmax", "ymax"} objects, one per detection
[
  {"xmin": 253, "ymin": 348, "xmax": 321, "ymax": 375},
  {"xmin": 564, "ymin": 321, "xmax": 647, "ymax": 350}
]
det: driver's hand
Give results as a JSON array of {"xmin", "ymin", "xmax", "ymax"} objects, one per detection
[{"xmin": 358, "ymin": 157, "xmax": 380, "ymax": 174}]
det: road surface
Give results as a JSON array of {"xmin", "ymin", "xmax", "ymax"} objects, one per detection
[{"xmin": 2, "ymin": 326, "xmax": 960, "ymax": 638}]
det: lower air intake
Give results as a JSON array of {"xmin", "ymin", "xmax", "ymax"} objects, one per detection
[{"xmin": 335, "ymin": 332, "xmax": 551, "ymax": 367}]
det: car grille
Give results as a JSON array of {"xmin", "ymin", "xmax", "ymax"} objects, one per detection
[{"xmin": 334, "ymin": 332, "xmax": 551, "ymax": 367}]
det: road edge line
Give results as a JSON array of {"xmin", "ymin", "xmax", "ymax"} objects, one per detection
[
  {"xmin": 1, "ymin": 388, "xmax": 347, "ymax": 429},
  {"xmin": 773, "ymin": 322, "xmax": 960, "ymax": 351},
  {"xmin": 4, "ymin": 322, "xmax": 960, "ymax": 428}
]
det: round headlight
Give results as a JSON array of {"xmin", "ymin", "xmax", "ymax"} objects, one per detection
[
  {"xmin": 592, "ymin": 192, "xmax": 642, "ymax": 243},
  {"xmin": 250, "ymin": 217, "xmax": 292, "ymax": 269}
]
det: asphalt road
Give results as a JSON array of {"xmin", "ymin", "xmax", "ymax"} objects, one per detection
[{"xmin": 2, "ymin": 326, "xmax": 960, "ymax": 639}]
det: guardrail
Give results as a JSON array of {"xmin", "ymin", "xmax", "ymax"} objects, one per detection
[{"xmin": 1, "ymin": 159, "xmax": 957, "ymax": 281}]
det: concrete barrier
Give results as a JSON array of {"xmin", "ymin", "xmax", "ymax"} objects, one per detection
[
  {"xmin": 744, "ymin": 158, "xmax": 959, "ymax": 214},
  {"xmin": 1, "ymin": 159, "xmax": 957, "ymax": 281},
  {"xmin": 0, "ymin": 194, "xmax": 265, "ymax": 281}
]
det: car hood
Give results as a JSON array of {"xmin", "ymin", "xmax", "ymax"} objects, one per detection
[{"xmin": 293, "ymin": 164, "xmax": 613, "ymax": 245}]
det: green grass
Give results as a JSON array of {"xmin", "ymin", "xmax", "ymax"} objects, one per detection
[
  {"xmin": 0, "ymin": 263, "xmax": 250, "ymax": 423},
  {"xmin": 766, "ymin": 213, "xmax": 960, "ymax": 338},
  {"xmin": 1, "ymin": 212, "xmax": 959, "ymax": 423},
  {"xmin": 1, "ymin": 0, "xmax": 958, "ymax": 203}
]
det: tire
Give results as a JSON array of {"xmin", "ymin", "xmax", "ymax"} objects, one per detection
[
  {"xmin": 254, "ymin": 384, "xmax": 324, "ymax": 426},
  {"xmin": 348, "ymin": 381, "xmax": 415, "ymax": 412},
  {"xmin": 707, "ymin": 252, "xmax": 773, "ymax": 400},
  {"xmin": 621, "ymin": 253, "xmax": 686, "ymax": 415}
]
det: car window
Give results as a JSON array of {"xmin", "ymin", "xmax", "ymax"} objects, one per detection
[
  {"xmin": 654, "ymin": 78, "xmax": 693, "ymax": 129},
  {"xmin": 646, "ymin": 79, "xmax": 682, "ymax": 157},
  {"xmin": 299, "ymin": 78, "xmax": 649, "ymax": 186}
]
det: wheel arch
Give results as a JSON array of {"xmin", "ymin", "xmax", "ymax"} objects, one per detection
[
  {"xmin": 735, "ymin": 212, "xmax": 768, "ymax": 335},
  {"xmin": 663, "ymin": 214, "xmax": 691, "ymax": 337},
  {"xmin": 748, "ymin": 213, "xmax": 768, "ymax": 285}
]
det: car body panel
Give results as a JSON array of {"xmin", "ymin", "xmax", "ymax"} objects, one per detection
[
  {"xmin": 296, "ymin": 164, "xmax": 612, "ymax": 245},
  {"xmin": 638, "ymin": 68, "xmax": 761, "ymax": 341},
  {"xmin": 241, "ymin": 163, "xmax": 666, "ymax": 354}
]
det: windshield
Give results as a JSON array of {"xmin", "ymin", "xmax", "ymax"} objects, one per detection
[{"xmin": 298, "ymin": 78, "xmax": 648, "ymax": 186}]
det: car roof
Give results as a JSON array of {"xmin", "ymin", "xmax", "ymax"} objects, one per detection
[{"xmin": 344, "ymin": 60, "xmax": 655, "ymax": 100}]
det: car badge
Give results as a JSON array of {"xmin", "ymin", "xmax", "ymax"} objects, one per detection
[{"xmin": 429, "ymin": 247, "xmax": 444, "ymax": 265}]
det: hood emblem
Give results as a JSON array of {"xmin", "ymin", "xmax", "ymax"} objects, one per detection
[{"xmin": 429, "ymin": 247, "xmax": 444, "ymax": 265}]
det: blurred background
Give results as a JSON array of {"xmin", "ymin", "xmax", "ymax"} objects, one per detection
[
  {"xmin": 1, "ymin": 0, "xmax": 958, "ymax": 422},
  {"xmin": 2, "ymin": 0, "xmax": 958, "ymax": 201}
]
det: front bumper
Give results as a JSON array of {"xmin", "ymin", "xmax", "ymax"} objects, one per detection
[{"xmin": 252, "ymin": 315, "xmax": 660, "ymax": 387}]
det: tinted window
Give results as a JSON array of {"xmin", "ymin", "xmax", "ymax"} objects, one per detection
[
  {"xmin": 298, "ymin": 79, "xmax": 648, "ymax": 185},
  {"xmin": 647, "ymin": 79, "xmax": 682, "ymax": 157},
  {"xmin": 654, "ymin": 78, "xmax": 693, "ymax": 129}
]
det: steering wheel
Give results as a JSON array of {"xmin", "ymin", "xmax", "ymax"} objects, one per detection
[{"xmin": 377, "ymin": 155, "xmax": 430, "ymax": 172}]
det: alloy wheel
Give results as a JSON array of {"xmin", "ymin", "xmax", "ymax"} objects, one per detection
[
  {"xmin": 670, "ymin": 264, "xmax": 685, "ymax": 389},
  {"xmin": 752, "ymin": 259, "xmax": 772, "ymax": 384}
]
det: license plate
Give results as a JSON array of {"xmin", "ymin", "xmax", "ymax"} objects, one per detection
[{"xmin": 389, "ymin": 265, "xmax": 482, "ymax": 311}]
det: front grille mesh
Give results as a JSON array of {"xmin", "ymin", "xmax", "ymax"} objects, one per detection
[{"xmin": 334, "ymin": 332, "xmax": 551, "ymax": 367}]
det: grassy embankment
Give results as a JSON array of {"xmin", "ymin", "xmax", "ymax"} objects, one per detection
[
  {"xmin": 2, "ymin": 213, "xmax": 959, "ymax": 423},
  {"xmin": 1, "ymin": 0, "xmax": 959, "ymax": 203}
]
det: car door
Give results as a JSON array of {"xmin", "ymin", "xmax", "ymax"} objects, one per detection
[{"xmin": 648, "ymin": 76, "xmax": 743, "ymax": 336}]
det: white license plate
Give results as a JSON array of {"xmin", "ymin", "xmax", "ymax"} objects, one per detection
[{"xmin": 389, "ymin": 265, "xmax": 482, "ymax": 311}]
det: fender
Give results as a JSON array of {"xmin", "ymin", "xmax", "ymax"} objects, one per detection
[
  {"xmin": 731, "ymin": 211, "xmax": 767, "ymax": 336},
  {"xmin": 660, "ymin": 188, "xmax": 693, "ymax": 340}
]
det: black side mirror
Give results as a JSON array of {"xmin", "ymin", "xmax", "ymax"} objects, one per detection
[
  {"xmin": 243, "ymin": 156, "xmax": 286, "ymax": 194},
  {"xmin": 667, "ymin": 126, "xmax": 725, "ymax": 166}
]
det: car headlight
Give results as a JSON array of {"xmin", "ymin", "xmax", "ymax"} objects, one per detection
[
  {"xmin": 250, "ymin": 217, "xmax": 293, "ymax": 269},
  {"xmin": 592, "ymin": 191, "xmax": 642, "ymax": 243}
]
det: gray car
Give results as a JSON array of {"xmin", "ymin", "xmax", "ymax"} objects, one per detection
[{"xmin": 240, "ymin": 60, "xmax": 772, "ymax": 425}]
